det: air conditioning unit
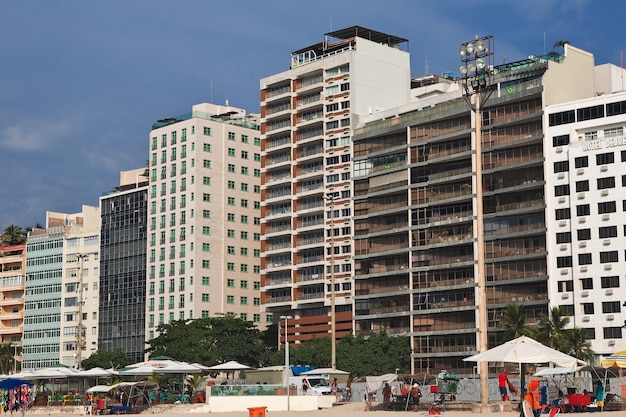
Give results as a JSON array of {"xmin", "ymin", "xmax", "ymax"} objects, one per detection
[
  {"xmin": 602, "ymin": 214, "xmax": 610, "ymax": 221},
  {"xmin": 560, "ymin": 269, "xmax": 568, "ymax": 275},
  {"xmin": 579, "ymin": 242, "xmax": 587, "ymax": 248},
  {"xmin": 605, "ymin": 289, "xmax": 614, "ymax": 296},
  {"xmin": 577, "ymin": 193, "xmax": 585, "ymax": 200},
  {"xmin": 604, "ymin": 264, "xmax": 613, "ymax": 271},
  {"xmin": 601, "ymin": 190, "xmax": 609, "ymax": 196},
  {"xmin": 559, "ymin": 245, "xmax": 567, "ymax": 251},
  {"xmin": 556, "ymin": 147, "xmax": 564, "ymax": 153},
  {"xmin": 557, "ymin": 173, "xmax": 565, "ymax": 179},
  {"xmin": 577, "ymin": 169, "xmax": 584, "ymax": 175},
  {"xmin": 603, "ymin": 239, "xmax": 611, "ymax": 246},
  {"xmin": 578, "ymin": 217, "xmax": 586, "ymax": 224},
  {"xmin": 607, "ymin": 314, "xmax": 615, "ymax": 321},
  {"xmin": 582, "ymin": 316, "xmax": 590, "ymax": 322},
  {"xmin": 559, "ymin": 220, "xmax": 567, "ymax": 227},
  {"xmin": 601, "ymin": 165, "xmax": 608, "ymax": 172},
  {"xmin": 561, "ymin": 293, "xmax": 569, "ymax": 300},
  {"xmin": 580, "ymin": 266, "xmax": 588, "ymax": 273},
  {"xmin": 558, "ymin": 197, "xmax": 566, "ymax": 204},
  {"xmin": 608, "ymin": 340, "xmax": 616, "ymax": 346},
  {"xmin": 581, "ymin": 291, "xmax": 589, "ymax": 297}
]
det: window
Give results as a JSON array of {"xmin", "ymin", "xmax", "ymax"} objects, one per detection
[
  {"xmin": 240, "ymin": 264, "xmax": 248, "ymax": 272},
  {"xmin": 602, "ymin": 301, "xmax": 621, "ymax": 314},
  {"xmin": 227, "ymin": 246, "xmax": 235, "ymax": 255},
  {"xmin": 241, "ymin": 166, "xmax": 248, "ymax": 175},
  {"xmin": 202, "ymin": 276, "xmax": 210, "ymax": 285},
  {"xmin": 241, "ymin": 134, "xmax": 248, "ymax": 143},
  {"xmin": 582, "ymin": 303, "xmax": 594, "ymax": 314},
  {"xmin": 241, "ymin": 183, "xmax": 248, "ymax": 192},
  {"xmin": 240, "ymin": 231, "xmax": 248, "ymax": 240},
  {"xmin": 558, "ymin": 280, "xmax": 573, "ymax": 292},
  {"xmin": 556, "ymin": 256, "xmax": 572, "ymax": 268},
  {"xmin": 227, "ymin": 263, "xmax": 235, "ymax": 271},
  {"xmin": 253, "ymin": 233, "xmax": 260, "ymax": 241},
  {"xmin": 203, "ymin": 160, "xmax": 211, "ymax": 168},
  {"xmin": 226, "ymin": 295, "xmax": 234, "ymax": 304},
  {"xmin": 241, "ymin": 199, "xmax": 248, "ymax": 208},
  {"xmin": 552, "ymin": 134, "xmax": 570, "ymax": 147},
  {"xmin": 227, "ymin": 180, "xmax": 235, "ymax": 189},
  {"xmin": 607, "ymin": 100, "xmax": 626, "ymax": 117},
  {"xmin": 227, "ymin": 279, "xmax": 235, "ymax": 287},
  {"xmin": 603, "ymin": 327, "xmax": 623, "ymax": 339},
  {"xmin": 228, "ymin": 164, "xmax": 235, "ymax": 173},
  {"xmin": 548, "ymin": 110, "xmax": 575, "ymax": 126},
  {"xmin": 597, "ymin": 177, "xmax": 616, "ymax": 189},
  {"xmin": 228, "ymin": 148, "xmax": 235, "ymax": 157},
  {"xmin": 556, "ymin": 232, "xmax": 571, "ymax": 244},
  {"xmin": 553, "ymin": 161, "xmax": 569, "ymax": 173},
  {"xmin": 241, "ymin": 215, "xmax": 248, "ymax": 224},
  {"xmin": 203, "ymin": 127, "xmax": 211, "ymax": 136},
  {"xmin": 577, "ymin": 229, "xmax": 591, "ymax": 240},
  {"xmin": 598, "ymin": 201, "xmax": 616, "ymax": 214},
  {"xmin": 577, "ymin": 104, "xmax": 604, "ymax": 121},
  {"xmin": 578, "ymin": 253, "xmax": 592, "ymax": 265},
  {"xmin": 576, "ymin": 204, "xmax": 590, "ymax": 216},
  {"xmin": 601, "ymin": 276, "xmax": 620, "ymax": 288},
  {"xmin": 561, "ymin": 305, "xmax": 574, "ymax": 316},
  {"xmin": 240, "ymin": 296, "xmax": 248, "ymax": 305},
  {"xmin": 228, "ymin": 132, "xmax": 235, "ymax": 141},
  {"xmin": 227, "ymin": 229, "xmax": 235, "ymax": 238},
  {"xmin": 240, "ymin": 280, "xmax": 248, "ymax": 289},
  {"xmin": 227, "ymin": 213, "xmax": 235, "ymax": 222},
  {"xmin": 254, "ymin": 137, "xmax": 261, "ymax": 146},
  {"xmin": 555, "ymin": 208, "xmax": 570, "ymax": 220},
  {"xmin": 254, "ymin": 168, "xmax": 261, "ymax": 177},
  {"xmin": 575, "ymin": 180, "xmax": 589, "ymax": 192},
  {"xmin": 554, "ymin": 185, "xmax": 570, "ymax": 196},
  {"xmin": 202, "ymin": 193, "xmax": 211, "ymax": 202},
  {"xmin": 201, "ymin": 294, "xmax": 210, "ymax": 302},
  {"xmin": 241, "ymin": 151, "xmax": 248, "ymax": 159},
  {"xmin": 202, "ymin": 209, "xmax": 211, "ymax": 218},
  {"xmin": 580, "ymin": 278, "xmax": 593, "ymax": 290},
  {"xmin": 596, "ymin": 152, "xmax": 615, "ymax": 165},
  {"xmin": 599, "ymin": 226, "xmax": 618, "ymax": 238},
  {"xmin": 254, "ymin": 153, "xmax": 260, "ymax": 162},
  {"xmin": 201, "ymin": 260, "xmax": 210, "ymax": 269},
  {"xmin": 600, "ymin": 251, "xmax": 618, "ymax": 263},
  {"xmin": 227, "ymin": 197, "xmax": 235, "ymax": 206},
  {"xmin": 574, "ymin": 156, "xmax": 588, "ymax": 168}
]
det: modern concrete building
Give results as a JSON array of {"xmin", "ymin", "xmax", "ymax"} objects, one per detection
[
  {"xmin": 259, "ymin": 26, "xmax": 411, "ymax": 348},
  {"xmin": 23, "ymin": 206, "xmax": 100, "ymax": 369},
  {"xmin": 98, "ymin": 168, "xmax": 148, "ymax": 362},
  {"xmin": 0, "ymin": 244, "xmax": 26, "ymax": 356},
  {"xmin": 350, "ymin": 44, "xmax": 599, "ymax": 375},
  {"xmin": 545, "ymin": 83, "xmax": 626, "ymax": 355},
  {"xmin": 146, "ymin": 102, "xmax": 265, "ymax": 342}
]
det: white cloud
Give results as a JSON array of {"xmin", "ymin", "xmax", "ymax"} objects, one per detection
[{"xmin": 0, "ymin": 120, "xmax": 75, "ymax": 152}]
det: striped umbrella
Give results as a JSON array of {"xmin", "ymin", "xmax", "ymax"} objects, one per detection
[{"xmin": 601, "ymin": 349, "xmax": 626, "ymax": 368}]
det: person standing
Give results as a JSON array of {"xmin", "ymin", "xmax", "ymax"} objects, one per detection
[
  {"xmin": 525, "ymin": 380, "xmax": 542, "ymax": 417},
  {"xmin": 301, "ymin": 379, "xmax": 309, "ymax": 395},
  {"xmin": 382, "ymin": 383, "xmax": 392, "ymax": 411},
  {"xmin": 330, "ymin": 378, "xmax": 339, "ymax": 402},
  {"xmin": 498, "ymin": 369, "xmax": 509, "ymax": 401},
  {"xmin": 346, "ymin": 375, "xmax": 353, "ymax": 402},
  {"xmin": 410, "ymin": 383, "xmax": 421, "ymax": 412},
  {"xmin": 595, "ymin": 380, "xmax": 605, "ymax": 409}
]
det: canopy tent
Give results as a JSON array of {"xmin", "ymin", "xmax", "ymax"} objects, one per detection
[
  {"xmin": 601, "ymin": 349, "xmax": 626, "ymax": 368},
  {"xmin": 363, "ymin": 373, "xmax": 398, "ymax": 394},
  {"xmin": 464, "ymin": 336, "xmax": 586, "ymax": 399},
  {"xmin": 76, "ymin": 367, "xmax": 117, "ymax": 377},
  {"xmin": 87, "ymin": 381, "xmax": 159, "ymax": 407},
  {"xmin": 0, "ymin": 378, "xmax": 33, "ymax": 390},
  {"xmin": 206, "ymin": 360, "xmax": 252, "ymax": 371}
]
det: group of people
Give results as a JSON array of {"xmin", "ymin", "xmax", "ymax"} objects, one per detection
[{"xmin": 381, "ymin": 382, "xmax": 421, "ymax": 411}]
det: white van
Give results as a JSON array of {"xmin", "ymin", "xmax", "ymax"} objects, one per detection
[{"xmin": 288, "ymin": 374, "xmax": 333, "ymax": 396}]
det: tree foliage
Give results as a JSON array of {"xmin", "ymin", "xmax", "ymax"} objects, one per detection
[
  {"xmin": 145, "ymin": 317, "xmax": 267, "ymax": 367},
  {"xmin": 268, "ymin": 330, "xmax": 411, "ymax": 378},
  {"xmin": 0, "ymin": 343, "xmax": 18, "ymax": 374},
  {"xmin": 1, "ymin": 225, "xmax": 26, "ymax": 246},
  {"xmin": 537, "ymin": 306, "xmax": 570, "ymax": 351},
  {"xmin": 80, "ymin": 349, "xmax": 134, "ymax": 370},
  {"xmin": 501, "ymin": 303, "xmax": 535, "ymax": 341}
]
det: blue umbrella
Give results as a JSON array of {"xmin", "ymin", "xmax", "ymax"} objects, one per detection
[{"xmin": 0, "ymin": 378, "xmax": 33, "ymax": 390}]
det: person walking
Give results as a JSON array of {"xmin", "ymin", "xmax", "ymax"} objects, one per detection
[
  {"xmin": 382, "ymin": 383, "xmax": 392, "ymax": 411},
  {"xmin": 498, "ymin": 369, "xmax": 509, "ymax": 401},
  {"xmin": 410, "ymin": 383, "xmax": 421, "ymax": 412}
]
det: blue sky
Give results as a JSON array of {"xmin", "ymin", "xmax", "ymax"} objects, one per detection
[{"xmin": 0, "ymin": 0, "xmax": 624, "ymax": 228}]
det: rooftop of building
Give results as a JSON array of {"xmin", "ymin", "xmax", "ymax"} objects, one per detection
[{"xmin": 152, "ymin": 103, "xmax": 261, "ymax": 130}]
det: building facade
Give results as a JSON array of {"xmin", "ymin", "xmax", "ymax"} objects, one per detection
[
  {"xmin": 350, "ymin": 44, "xmax": 598, "ymax": 375},
  {"xmin": 23, "ymin": 206, "xmax": 100, "ymax": 369},
  {"xmin": 99, "ymin": 169, "xmax": 148, "ymax": 362},
  {"xmin": 545, "ymin": 86, "xmax": 626, "ymax": 355},
  {"xmin": 0, "ymin": 244, "xmax": 26, "ymax": 352},
  {"xmin": 146, "ymin": 102, "xmax": 265, "ymax": 342},
  {"xmin": 259, "ymin": 26, "xmax": 411, "ymax": 348}
]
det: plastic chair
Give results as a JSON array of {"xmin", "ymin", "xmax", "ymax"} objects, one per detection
[{"xmin": 549, "ymin": 407, "xmax": 561, "ymax": 417}]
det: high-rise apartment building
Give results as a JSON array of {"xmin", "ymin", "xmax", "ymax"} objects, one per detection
[
  {"xmin": 147, "ymin": 102, "xmax": 264, "ymax": 341},
  {"xmin": 24, "ymin": 206, "xmax": 100, "ymax": 369},
  {"xmin": 99, "ymin": 169, "xmax": 148, "ymax": 362},
  {"xmin": 350, "ymin": 44, "xmax": 598, "ymax": 375},
  {"xmin": 260, "ymin": 27, "xmax": 411, "ymax": 347},
  {"xmin": 0, "ymin": 244, "xmax": 26, "ymax": 350},
  {"xmin": 545, "ymin": 83, "xmax": 626, "ymax": 355}
]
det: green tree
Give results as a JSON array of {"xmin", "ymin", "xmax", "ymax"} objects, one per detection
[
  {"xmin": 553, "ymin": 40, "xmax": 569, "ymax": 52},
  {"xmin": 80, "ymin": 349, "xmax": 134, "ymax": 370},
  {"xmin": 563, "ymin": 327, "xmax": 594, "ymax": 364},
  {"xmin": 1, "ymin": 225, "xmax": 26, "ymax": 246},
  {"xmin": 269, "ymin": 331, "xmax": 411, "ymax": 378},
  {"xmin": 537, "ymin": 306, "xmax": 570, "ymax": 351},
  {"xmin": 0, "ymin": 343, "xmax": 18, "ymax": 374},
  {"xmin": 145, "ymin": 317, "xmax": 265, "ymax": 367},
  {"xmin": 501, "ymin": 303, "xmax": 535, "ymax": 341}
]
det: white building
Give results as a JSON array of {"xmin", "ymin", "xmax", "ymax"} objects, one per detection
[
  {"xmin": 146, "ymin": 102, "xmax": 265, "ymax": 342},
  {"xmin": 259, "ymin": 26, "xmax": 411, "ymax": 346},
  {"xmin": 545, "ymin": 73, "xmax": 626, "ymax": 355}
]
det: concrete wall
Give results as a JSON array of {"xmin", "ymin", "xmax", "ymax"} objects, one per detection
[{"xmin": 206, "ymin": 395, "xmax": 333, "ymax": 412}]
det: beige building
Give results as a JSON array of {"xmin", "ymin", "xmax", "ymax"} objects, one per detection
[
  {"xmin": 147, "ymin": 102, "xmax": 265, "ymax": 340},
  {"xmin": 0, "ymin": 243, "xmax": 26, "ymax": 356}
]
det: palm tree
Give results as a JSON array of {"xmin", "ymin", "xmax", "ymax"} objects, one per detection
[
  {"xmin": 553, "ymin": 40, "xmax": 569, "ymax": 53},
  {"xmin": 500, "ymin": 303, "xmax": 535, "ymax": 341},
  {"xmin": 1, "ymin": 225, "xmax": 26, "ymax": 246},
  {"xmin": 537, "ymin": 306, "xmax": 570, "ymax": 351},
  {"xmin": 0, "ymin": 343, "xmax": 17, "ymax": 374},
  {"xmin": 185, "ymin": 374, "xmax": 206, "ymax": 396},
  {"xmin": 564, "ymin": 328, "xmax": 595, "ymax": 364}
]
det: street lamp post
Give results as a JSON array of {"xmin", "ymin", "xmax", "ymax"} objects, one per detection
[
  {"xmin": 10, "ymin": 343, "xmax": 20, "ymax": 374},
  {"xmin": 459, "ymin": 35, "xmax": 494, "ymax": 406},
  {"xmin": 324, "ymin": 193, "xmax": 337, "ymax": 370},
  {"xmin": 280, "ymin": 315, "xmax": 293, "ymax": 410}
]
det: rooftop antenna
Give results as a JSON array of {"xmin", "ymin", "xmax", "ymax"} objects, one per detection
[
  {"xmin": 543, "ymin": 32, "xmax": 546, "ymax": 55},
  {"xmin": 210, "ymin": 80, "xmax": 213, "ymax": 104},
  {"xmin": 425, "ymin": 53, "xmax": 429, "ymax": 75}
]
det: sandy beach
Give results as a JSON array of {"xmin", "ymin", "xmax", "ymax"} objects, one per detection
[{"xmin": 21, "ymin": 400, "xmax": 606, "ymax": 417}]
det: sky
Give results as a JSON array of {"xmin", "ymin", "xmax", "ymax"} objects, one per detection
[{"xmin": 1, "ymin": 0, "xmax": 624, "ymax": 229}]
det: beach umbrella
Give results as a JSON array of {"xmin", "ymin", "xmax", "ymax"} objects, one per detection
[
  {"xmin": 601, "ymin": 349, "xmax": 626, "ymax": 368},
  {"xmin": 0, "ymin": 378, "xmax": 33, "ymax": 390}
]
